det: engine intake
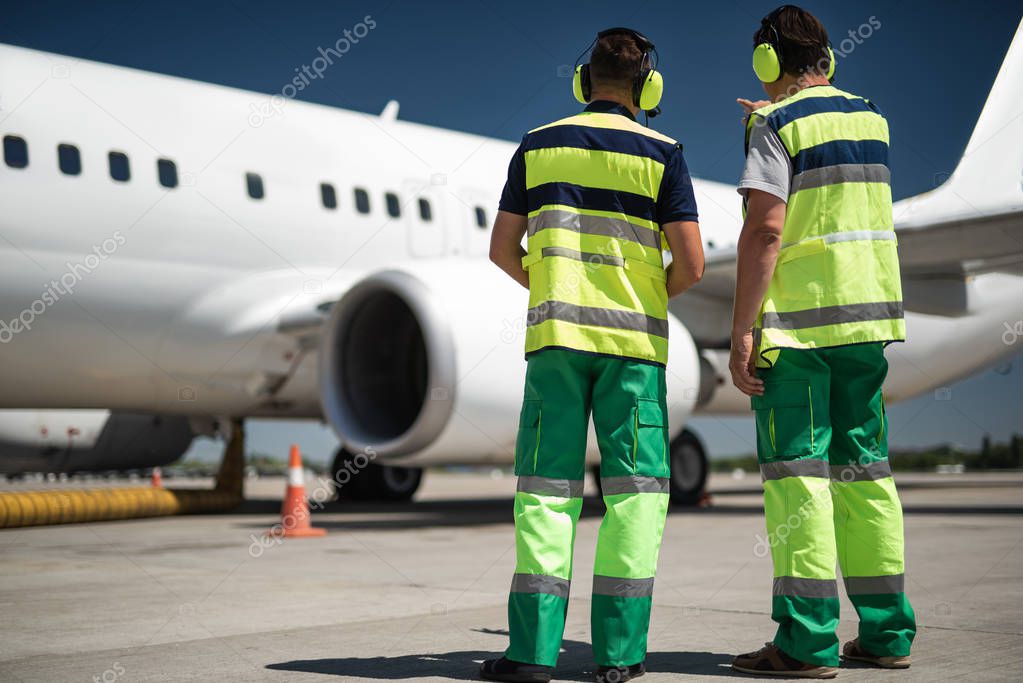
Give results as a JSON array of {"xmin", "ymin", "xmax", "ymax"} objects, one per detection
[{"xmin": 319, "ymin": 270, "xmax": 457, "ymax": 456}]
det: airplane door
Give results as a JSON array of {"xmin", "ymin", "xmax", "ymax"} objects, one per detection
[
  {"xmin": 459, "ymin": 188, "xmax": 494, "ymax": 257},
  {"xmin": 404, "ymin": 180, "xmax": 446, "ymax": 258}
]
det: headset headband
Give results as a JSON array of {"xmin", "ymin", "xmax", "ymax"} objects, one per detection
[
  {"xmin": 760, "ymin": 5, "xmax": 795, "ymax": 63},
  {"xmin": 574, "ymin": 27, "xmax": 657, "ymax": 70},
  {"xmin": 572, "ymin": 26, "xmax": 664, "ymax": 118},
  {"xmin": 597, "ymin": 27, "xmax": 655, "ymax": 54}
]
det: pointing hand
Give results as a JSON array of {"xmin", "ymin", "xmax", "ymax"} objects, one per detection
[{"xmin": 737, "ymin": 98, "xmax": 771, "ymax": 123}]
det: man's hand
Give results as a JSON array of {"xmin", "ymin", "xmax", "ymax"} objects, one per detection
[
  {"xmin": 489, "ymin": 210, "xmax": 529, "ymax": 289},
  {"xmin": 737, "ymin": 98, "xmax": 771, "ymax": 123},
  {"xmin": 737, "ymin": 98, "xmax": 771, "ymax": 114},
  {"xmin": 662, "ymin": 220, "xmax": 704, "ymax": 297},
  {"xmin": 729, "ymin": 329, "xmax": 764, "ymax": 396}
]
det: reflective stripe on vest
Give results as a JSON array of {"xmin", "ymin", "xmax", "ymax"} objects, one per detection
[
  {"xmin": 746, "ymin": 86, "xmax": 905, "ymax": 364},
  {"xmin": 520, "ymin": 112, "xmax": 675, "ymax": 364}
]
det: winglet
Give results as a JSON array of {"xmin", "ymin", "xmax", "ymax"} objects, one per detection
[{"xmin": 380, "ymin": 99, "xmax": 400, "ymax": 122}]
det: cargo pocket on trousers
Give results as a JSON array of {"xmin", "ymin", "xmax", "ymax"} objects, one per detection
[
  {"xmin": 634, "ymin": 398, "xmax": 667, "ymax": 474},
  {"xmin": 514, "ymin": 399, "xmax": 542, "ymax": 476},
  {"xmin": 751, "ymin": 381, "xmax": 813, "ymax": 459}
]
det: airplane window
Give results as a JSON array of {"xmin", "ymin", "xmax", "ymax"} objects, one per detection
[
  {"xmin": 58, "ymin": 144, "xmax": 81, "ymax": 176},
  {"xmin": 108, "ymin": 151, "xmax": 130, "ymax": 182},
  {"xmin": 246, "ymin": 172, "xmax": 264, "ymax": 199},
  {"xmin": 418, "ymin": 198, "xmax": 433, "ymax": 222},
  {"xmin": 354, "ymin": 188, "xmax": 370, "ymax": 214},
  {"xmin": 474, "ymin": 206, "xmax": 488, "ymax": 228},
  {"xmin": 320, "ymin": 182, "xmax": 337, "ymax": 210},
  {"xmin": 157, "ymin": 158, "xmax": 178, "ymax": 188},
  {"xmin": 385, "ymin": 192, "xmax": 401, "ymax": 218},
  {"xmin": 3, "ymin": 135, "xmax": 28, "ymax": 168}
]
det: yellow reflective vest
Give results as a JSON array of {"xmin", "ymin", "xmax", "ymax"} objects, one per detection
[
  {"xmin": 520, "ymin": 107, "xmax": 681, "ymax": 365},
  {"xmin": 745, "ymin": 86, "xmax": 905, "ymax": 366}
]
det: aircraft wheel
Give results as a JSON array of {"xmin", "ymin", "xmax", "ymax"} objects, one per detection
[
  {"xmin": 331, "ymin": 448, "xmax": 374, "ymax": 501},
  {"xmin": 332, "ymin": 449, "xmax": 423, "ymax": 502},
  {"xmin": 365, "ymin": 463, "xmax": 423, "ymax": 502},
  {"xmin": 669, "ymin": 429, "xmax": 708, "ymax": 506}
]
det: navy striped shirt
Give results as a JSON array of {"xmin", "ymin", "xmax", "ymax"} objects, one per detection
[{"xmin": 499, "ymin": 101, "xmax": 698, "ymax": 225}]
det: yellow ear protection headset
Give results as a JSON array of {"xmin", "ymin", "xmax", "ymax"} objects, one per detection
[
  {"xmin": 572, "ymin": 27, "xmax": 664, "ymax": 118},
  {"xmin": 752, "ymin": 5, "xmax": 836, "ymax": 83}
]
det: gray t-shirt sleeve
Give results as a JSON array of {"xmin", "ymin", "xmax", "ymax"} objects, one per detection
[{"xmin": 738, "ymin": 122, "xmax": 792, "ymax": 202}]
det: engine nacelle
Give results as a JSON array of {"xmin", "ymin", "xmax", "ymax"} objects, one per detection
[
  {"xmin": 0, "ymin": 410, "xmax": 195, "ymax": 474},
  {"xmin": 318, "ymin": 261, "xmax": 702, "ymax": 465}
]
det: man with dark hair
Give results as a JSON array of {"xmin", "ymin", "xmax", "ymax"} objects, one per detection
[
  {"xmin": 481, "ymin": 27, "xmax": 703, "ymax": 683},
  {"xmin": 589, "ymin": 32, "xmax": 646, "ymax": 89},
  {"xmin": 729, "ymin": 4, "xmax": 916, "ymax": 678},
  {"xmin": 751, "ymin": 3, "xmax": 831, "ymax": 80}
]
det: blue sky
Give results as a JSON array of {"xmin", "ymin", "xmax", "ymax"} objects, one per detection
[{"xmin": 2, "ymin": 1, "xmax": 1020, "ymax": 461}]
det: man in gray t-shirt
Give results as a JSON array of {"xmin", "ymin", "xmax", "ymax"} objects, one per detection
[{"xmin": 738, "ymin": 115, "xmax": 792, "ymax": 202}]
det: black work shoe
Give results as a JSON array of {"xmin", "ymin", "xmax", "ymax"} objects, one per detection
[
  {"xmin": 732, "ymin": 643, "xmax": 838, "ymax": 678},
  {"xmin": 596, "ymin": 661, "xmax": 645, "ymax": 682},
  {"xmin": 479, "ymin": 656, "xmax": 553, "ymax": 683}
]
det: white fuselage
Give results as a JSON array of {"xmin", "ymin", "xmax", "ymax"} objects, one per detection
[{"xmin": 0, "ymin": 42, "xmax": 1019, "ymax": 465}]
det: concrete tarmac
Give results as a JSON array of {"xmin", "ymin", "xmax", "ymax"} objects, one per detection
[{"xmin": 1, "ymin": 471, "xmax": 1021, "ymax": 681}]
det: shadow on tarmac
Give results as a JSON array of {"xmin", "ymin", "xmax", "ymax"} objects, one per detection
[
  {"xmin": 233, "ymin": 492, "xmax": 1023, "ymax": 534},
  {"xmin": 266, "ymin": 629, "xmax": 739, "ymax": 680},
  {"xmin": 235, "ymin": 496, "xmax": 607, "ymax": 531}
]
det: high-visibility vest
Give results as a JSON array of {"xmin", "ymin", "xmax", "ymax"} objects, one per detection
[
  {"xmin": 745, "ymin": 85, "xmax": 905, "ymax": 366},
  {"xmin": 520, "ymin": 111, "xmax": 676, "ymax": 365}
]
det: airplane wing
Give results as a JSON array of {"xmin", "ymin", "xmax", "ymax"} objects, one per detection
[
  {"xmin": 896, "ymin": 210, "xmax": 1023, "ymax": 276},
  {"xmin": 674, "ymin": 208, "xmax": 1023, "ymax": 347}
]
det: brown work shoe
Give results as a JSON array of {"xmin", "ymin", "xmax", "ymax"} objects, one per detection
[
  {"xmin": 842, "ymin": 638, "xmax": 911, "ymax": 669},
  {"xmin": 732, "ymin": 643, "xmax": 838, "ymax": 678}
]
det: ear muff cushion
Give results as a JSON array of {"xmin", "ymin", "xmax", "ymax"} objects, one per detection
[
  {"xmin": 753, "ymin": 43, "xmax": 781, "ymax": 82},
  {"xmin": 825, "ymin": 46, "xmax": 836, "ymax": 80},
  {"xmin": 572, "ymin": 64, "xmax": 587, "ymax": 103},
  {"xmin": 638, "ymin": 69, "xmax": 663, "ymax": 111}
]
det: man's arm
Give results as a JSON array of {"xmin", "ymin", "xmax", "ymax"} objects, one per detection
[
  {"xmin": 489, "ymin": 210, "xmax": 529, "ymax": 289},
  {"xmin": 729, "ymin": 189, "xmax": 786, "ymax": 396},
  {"xmin": 490, "ymin": 141, "xmax": 529, "ymax": 288},
  {"xmin": 657, "ymin": 144, "xmax": 702, "ymax": 297},
  {"xmin": 662, "ymin": 221, "xmax": 704, "ymax": 297}
]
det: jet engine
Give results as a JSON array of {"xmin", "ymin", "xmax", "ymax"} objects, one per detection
[
  {"xmin": 0, "ymin": 410, "xmax": 194, "ymax": 475},
  {"xmin": 318, "ymin": 261, "xmax": 707, "ymax": 502}
]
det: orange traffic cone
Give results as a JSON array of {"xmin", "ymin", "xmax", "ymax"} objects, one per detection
[
  {"xmin": 151, "ymin": 467, "xmax": 163, "ymax": 488},
  {"xmin": 269, "ymin": 445, "xmax": 325, "ymax": 538}
]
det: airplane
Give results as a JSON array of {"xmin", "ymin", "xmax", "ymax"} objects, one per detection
[{"xmin": 0, "ymin": 19, "xmax": 1020, "ymax": 505}]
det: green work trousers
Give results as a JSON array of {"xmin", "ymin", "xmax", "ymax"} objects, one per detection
[
  {"xmin": 505, "ymin": 348, "xmax": 670, "ymax": 668},
  {"xmin": 753, "ymin": 343, "xmax": 916, "ymax": 666}
]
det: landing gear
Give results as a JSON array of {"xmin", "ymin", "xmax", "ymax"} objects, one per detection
[
  {"xmin": 669, "ymin": 429, "xmax": 708, "ymax": 506},
  {"xmin": 331, "ymin": 448, "xmax": 423, "ymax": 502},
  {"xmin": 366, "ymin": 462, "xmax": 422, "ymax": 501}
]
